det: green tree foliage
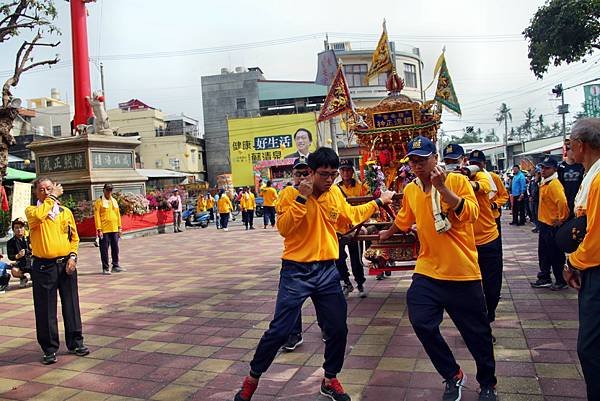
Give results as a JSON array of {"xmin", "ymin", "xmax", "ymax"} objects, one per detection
[
  {"xmin": 523, "ymin": 0, "xmax": 600, "ymax": 78},
  {"xmin": 495, "ymin": 103, "xmax": 512, "ymax": 145},
  {"xmin": 484, "ymin": 128, "xmax": 499, "ymax": 142}
]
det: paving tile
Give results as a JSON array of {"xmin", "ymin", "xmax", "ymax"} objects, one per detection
[{"xmin": 0, "ymin": 217, "xmax": 585, "ymax": 400}]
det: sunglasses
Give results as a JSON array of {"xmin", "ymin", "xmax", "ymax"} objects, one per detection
[{"xmin": 294, "ymin": 171, "xmax": 310, "ymax": 177}]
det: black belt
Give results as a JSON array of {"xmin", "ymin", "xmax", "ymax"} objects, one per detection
[{"xmin": 33, "ymin": 256, "xmax": 69, "ymax": 264}]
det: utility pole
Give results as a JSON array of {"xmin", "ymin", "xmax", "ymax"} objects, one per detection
[{"xmin": 553, "ymin": 84, "xmax": 569, "ymax": 140}]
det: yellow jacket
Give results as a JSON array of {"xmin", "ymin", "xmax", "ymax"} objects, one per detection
[
  {"xmin": 206, "ymin": 196, "xmax": 215, "ymax": 209},
  {"xmin": 337, "ymin": 180, "xmax": 370, "ymax": 197},
  {"xmin": 538, "ymin": 178, "xmax": 568, "ymax": 226},
  {"xmin": 196, "ymin": 197, "xmax": 207, "ymax": 213},
  {"xmin": 471, "ymin": 171, "xmax": 499, "ymax": 245},
  {"xmin": 217, "ymin": 194, "xmax": 233, "ymax": 214},
  {"xmin": 261, "ymin": 187, "xmax": 278, "ymax": 207},
  {"xmin": 394, "ymin": 173, "xmax": 481, "ymax": 281},
  {"xmin": 26, "ymin": 197, "xmax": 79, "ymax": 258},
  {"xmin": 491, "ymin": 172, "xmax": 509, "ymax": 219},
  {"xmin": 240, "ymin": 192, "xmax": 256, "ymax": 210},
  {"xmin": 93, "ymin": 196, "xmax": 122, "ymax": 233},
  {"xmin": 277, "ymin": 185, "xmax": 378, "ymax": 262},
  {"xmin": 569, "ymin": 173, "xmax": 600, "ymax": 270}
]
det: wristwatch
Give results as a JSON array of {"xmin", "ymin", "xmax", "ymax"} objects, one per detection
[{"xmin": 69, "ymin": 253, "xmax": 78, "ymax": 262}]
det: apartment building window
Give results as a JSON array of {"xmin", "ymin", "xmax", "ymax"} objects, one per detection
[
  {"xmin": 404, "ymin": 63, "xmax": 417, "ymax": 88},
  {"xmin": 236, "ymin": 98, "xmax": 246, "ymax": 111},
  {"xmin": 52, "ymin": 125, "xmax": 61, "ymax": 137},
  {"xmin": 344, "ymin": 64, "xmax": 368, "ymax": 87}
]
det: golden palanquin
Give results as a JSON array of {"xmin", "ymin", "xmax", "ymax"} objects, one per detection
[{"xmin": 344, "ymin": 76, "xmax": 441, "ymax": 274}]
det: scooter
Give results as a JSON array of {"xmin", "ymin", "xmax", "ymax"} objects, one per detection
[{"xmin": 182, "ymin": 206, "xmax": 210, "ymax": 228}]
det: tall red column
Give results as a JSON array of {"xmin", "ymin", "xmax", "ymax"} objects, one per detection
[{"xmin": 70, "ymin": 0, "xmax": 93, "ymax": 127}]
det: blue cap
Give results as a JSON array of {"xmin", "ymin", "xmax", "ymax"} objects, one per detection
[
  {"xmin": 293, "ymin": 157, "xmax": 308, "ymax": 169},
  {"xmin": 443, "ymin": 143, "xmax": 465, "ymax": 160},
  {"xmin": 540, "ymin": 155, "xmax": 558, "ymax": 168},
  {"xmin": 407, "ymin": 136, "xmax": 436, "ymax": 157},
  {"xmin": 468, "ymin": 149, "xmax": 487, "ymax": 163}
]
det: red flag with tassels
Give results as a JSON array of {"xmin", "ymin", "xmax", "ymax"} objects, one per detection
[{"xmin": 317, "ymin": 65, "xmax": 353, "ymax": 123}]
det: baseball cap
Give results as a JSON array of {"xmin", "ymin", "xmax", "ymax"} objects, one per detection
[
  {"xmin": 339, "ymin": 159, "xmax": 354, "ymax": 170},
  {"xmin": 540, "ymin": 155, "xmax": 558, "ymax": 168},
  {"xmin": 406, "ymin": 136, "xmax": 436, "ymax": 157},
  {"xmin": 468, "ymin": 150, "xmax": 487, "ymax": 163},
  {"xmin": 443, "ymin": 143, "xmax": 465, "ymax": 160},
  {"xmin": 103, "ymin": 183, "xmax": 113, "ymax": 191},
  {"xmin": 172, "ymin": 188, "xmax": 179, "ymax": 192},
  {"xmin": 293, "ymin": 157, "xmax": 308, "ymax": 169}
]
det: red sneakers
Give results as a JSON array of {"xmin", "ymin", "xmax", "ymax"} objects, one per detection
[
  {"xmin": 234, "ymin": 376, "xmax": 258, "ymax": 401},
  {"xmin": 320, "ymin": 378, "xmax": 351, "ymax": 401}
]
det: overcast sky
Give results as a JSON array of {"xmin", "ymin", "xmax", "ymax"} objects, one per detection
[{"xmin": 1, "ymin": 0, "xmax": 598, "ymax": 138}]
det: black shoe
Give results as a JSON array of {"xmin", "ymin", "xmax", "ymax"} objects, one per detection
[
  {"xmin": 443, "ymin": 370, "xmax": 466, "ymax": 401},
  {"xmin": 249, "ymin": 227, "xmax": 255, "ymax": 230},
  {"xmin": 42, "ymin": 352, "xmax": 57, "ymax": 365},
  {"xmin": 376, "ymin": 273, "xmax": 384, "ymax": 280},
  {"xmin": 550, "ymin": 282, "xmax": 568, "ymax": 291},
  {"xmin": 509, "ymin": 222, "xmax": 517, "ymax": 225},
  {"xmin": 102, "ymin": 269, "xmax": 111, "ymax": 275},
  {"xmin": 0, "ymin": 284, "xmax": 7, "ymax": 293},
  {"xmin": 530, "ymin": 279, "xmax": 552, "ymax": 288},
  {"xmin": 478, "ymin": 386, "xmax": 498, "ymax": 401},
  {"xmin": 282, "ymin": 334, "xmax": 303, "ymax": 352},
  {"xmin": 532, "ymin": 228, "xmax": 539, "ymax": 233},
  {"xmin": 112, "ymin": 266, "xmax": 126, "ymax": 273},
  {"xmin": 342, "ymin": 281, "xmax": 354, "ymax": 296},
  {"xmin": 357, "ymin": 285, "xmax": 367, "ymax": 298},
  {"xmin": 320, "ymin": 378, "xmax": 350, "ymax": 401},
  {"xmin": 68, "ymin": 346, "xmax": 90, "ymax": 356}
]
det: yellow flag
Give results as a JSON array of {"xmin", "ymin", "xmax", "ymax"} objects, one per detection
[{"xmin": 365, "ymin": 22, "xmax": 393, "ymax": 84}]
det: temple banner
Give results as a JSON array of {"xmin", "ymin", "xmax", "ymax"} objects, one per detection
[{"xmin": 228, "ymin": 113, "xmax": 318, "ymax": 186}]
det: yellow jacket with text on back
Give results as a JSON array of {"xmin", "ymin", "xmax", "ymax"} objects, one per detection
[{"xmin": 26, "ymin": 197, "xmax": 79, "ymax": 258}]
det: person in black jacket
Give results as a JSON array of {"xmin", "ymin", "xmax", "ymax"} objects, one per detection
[{"xmin": 7, "ymin": 218, "xmax": 32, "ymax": 288}]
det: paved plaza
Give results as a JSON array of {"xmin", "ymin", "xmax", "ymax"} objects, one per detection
[{"xmin": 0, "ymin": 217, "xmax": 586, "ymax": 401}]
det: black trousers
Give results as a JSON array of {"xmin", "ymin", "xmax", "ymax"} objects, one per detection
[
  {"xmin": 477, "ymin": 237, "xmax": 503, "ymax": 323},
  {"xmin": 407, "ymin": 274, "xmax": 496, "ymax": 387},
  {"xmin": 250, "ymin": 260, "xmax": 347, "ymax": 378},
  {"xmin": 335, "ymin": 241, "xmax": 365, "ymax": 286},
  {"xmin": 99, "ymin": 232, "xmax": 120, "ymax": 271},
  {"xmin": 512, "ymin": 197, "xmax": 526, "ymax": 224},
  {"xmin": 242, "ymin": 210, "xmax": 254, "ymax": 228},
  {"xmin": 31, "ymin": 258, "xmax": 84, "ymax": 354},
  {"xmin": 219, "ymin": 213, "xmax": 230, "ymax": 229},
  {"xmin": 537, "ymin": 223, "xmax": 566, "ymax": 284},
  {"xmin": 578, "ymin": 267, "xmax": 600, "ymax": 400},
  {"xmin": 263, "ymin": 206, "xmax": 276, "ymax": 227}
]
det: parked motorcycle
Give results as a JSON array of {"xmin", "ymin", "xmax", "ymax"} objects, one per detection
[
  {"xmin": 182, "ymin": 206, "xmax": 210, "ymax": 228},
  {"xmin": 255, "ymin": 196, "xmax": 264, "ymax": 217}
]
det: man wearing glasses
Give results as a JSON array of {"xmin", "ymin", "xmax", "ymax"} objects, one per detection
[
  {"xmin": 234, "ymin": 148, "xmax": 395, "ymax": 401},
  {"xmin": 380, "ymin": 136, "xmax": 497, "ymax": 401}
]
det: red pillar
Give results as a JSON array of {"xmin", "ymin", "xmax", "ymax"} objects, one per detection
[{"xmin": 70, "ymin": 0, "xmax": 93, "ymax": 127}]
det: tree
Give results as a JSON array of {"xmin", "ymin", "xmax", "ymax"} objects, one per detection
[
  {"xmin": 523, "ymin": 0, "xmax": 600, "ymax": 78},
  {"xmin": 0, "ymin": 0, "xmax": 60, "ymax": 181},
  {"xmin": 484, "ymin": 128, "xmax": 499, "ymax": 142},
  {"xmin": 495, "ymin": 103, "xmax": 512, "ymax": 162},
  {"xmin": 521, "ymin": 108, "xmax": 536, "ymax": 140},
  {"xmin": 536, "ymin": 114, "xmax": 545, "ymax": 135}
]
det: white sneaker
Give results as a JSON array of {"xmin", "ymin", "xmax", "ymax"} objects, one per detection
[{"xmin": 223, "ymin": 228, "xmax": 229, "ymax": 232}]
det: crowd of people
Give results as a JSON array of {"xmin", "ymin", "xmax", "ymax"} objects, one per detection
[{"xmin": 1, "ymin": 119, "xmax": 599, "ymax": 401}]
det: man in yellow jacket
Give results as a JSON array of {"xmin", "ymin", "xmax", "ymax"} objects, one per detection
[
  {"xmin": 206, "ymin": 194, "xmax": 215, "ymax": 222},
  {"xmin": 26, "ymin": 178, "xmax": 88, "ymax": 365},
  {"xmin": 260, "ymin": 180, "xmax": 278, "ymax": 229},
  {"xmin": 233, "ymin": 148, "xmax": 395, "ymax": 401},
  {"xmin": 196, "ymin": 194, "xmax": 207, "ymax": 213},
  {"xmin": 93, "ymin": 183, "xmax": 123, "ymax": 275},
  {"xmin": 531, "ymin": 155, "xmax": 569, "ymax": 290},
  {"xmin": 380, "ymin": 136, "xmax": 497, "ymax": 401},
  {"xmin": 217, "ymin": 189, "xmax": 233, "ymax": 232},
  {"xmin": 562, "ymin": 118, "xmax": 600, "ymax": 400},
  {"xmin": 240, "ymin": 187, "xmax": 256, "ymax": 230}
]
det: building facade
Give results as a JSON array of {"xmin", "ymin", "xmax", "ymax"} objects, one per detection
[
  {"xmin": 108, "ymin": 100, "xmax": 206, "ymax": 181},
  {"xmin": 27, "ymin": 88, "xmax": 72, "ymax": 137}
]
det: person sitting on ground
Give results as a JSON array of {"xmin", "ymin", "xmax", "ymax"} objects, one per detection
[
  {"xmin": 7, "ymin": 218, "xmax": 32, "ymax": 288},
  {"xmin": 0, "ymin": 255, "xmax": 17, "ymax": 293}
]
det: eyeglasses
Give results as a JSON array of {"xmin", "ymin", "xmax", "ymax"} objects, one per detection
[
  {"xmin": 294, "ymin": 171, "xmax": 309, "ymax": 177},
  {"xmin": 316, "ymin": 171, "xmax": 339, "ymax": 179}
]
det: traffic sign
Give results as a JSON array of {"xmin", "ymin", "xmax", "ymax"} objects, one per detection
[{"xmin": 584, "ymin": 84, "xmax": 600, "ymax": 117}]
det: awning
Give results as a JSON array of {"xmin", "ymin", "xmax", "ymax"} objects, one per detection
[
  {"xmin": 5, "ymin": 167, "xmax": 36, "ymax": 181},
  {"xmin": 136, "ymin": 168, "xmax": 190, "ymax": 178},
  {"xmin": 517, "ymin": 141, "xmax": 563, "ymax": 156}
]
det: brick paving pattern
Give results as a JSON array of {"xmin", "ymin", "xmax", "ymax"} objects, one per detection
[{"xmin": 0, "ymin": 216, "xmax": 585, "ymax": 400}]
